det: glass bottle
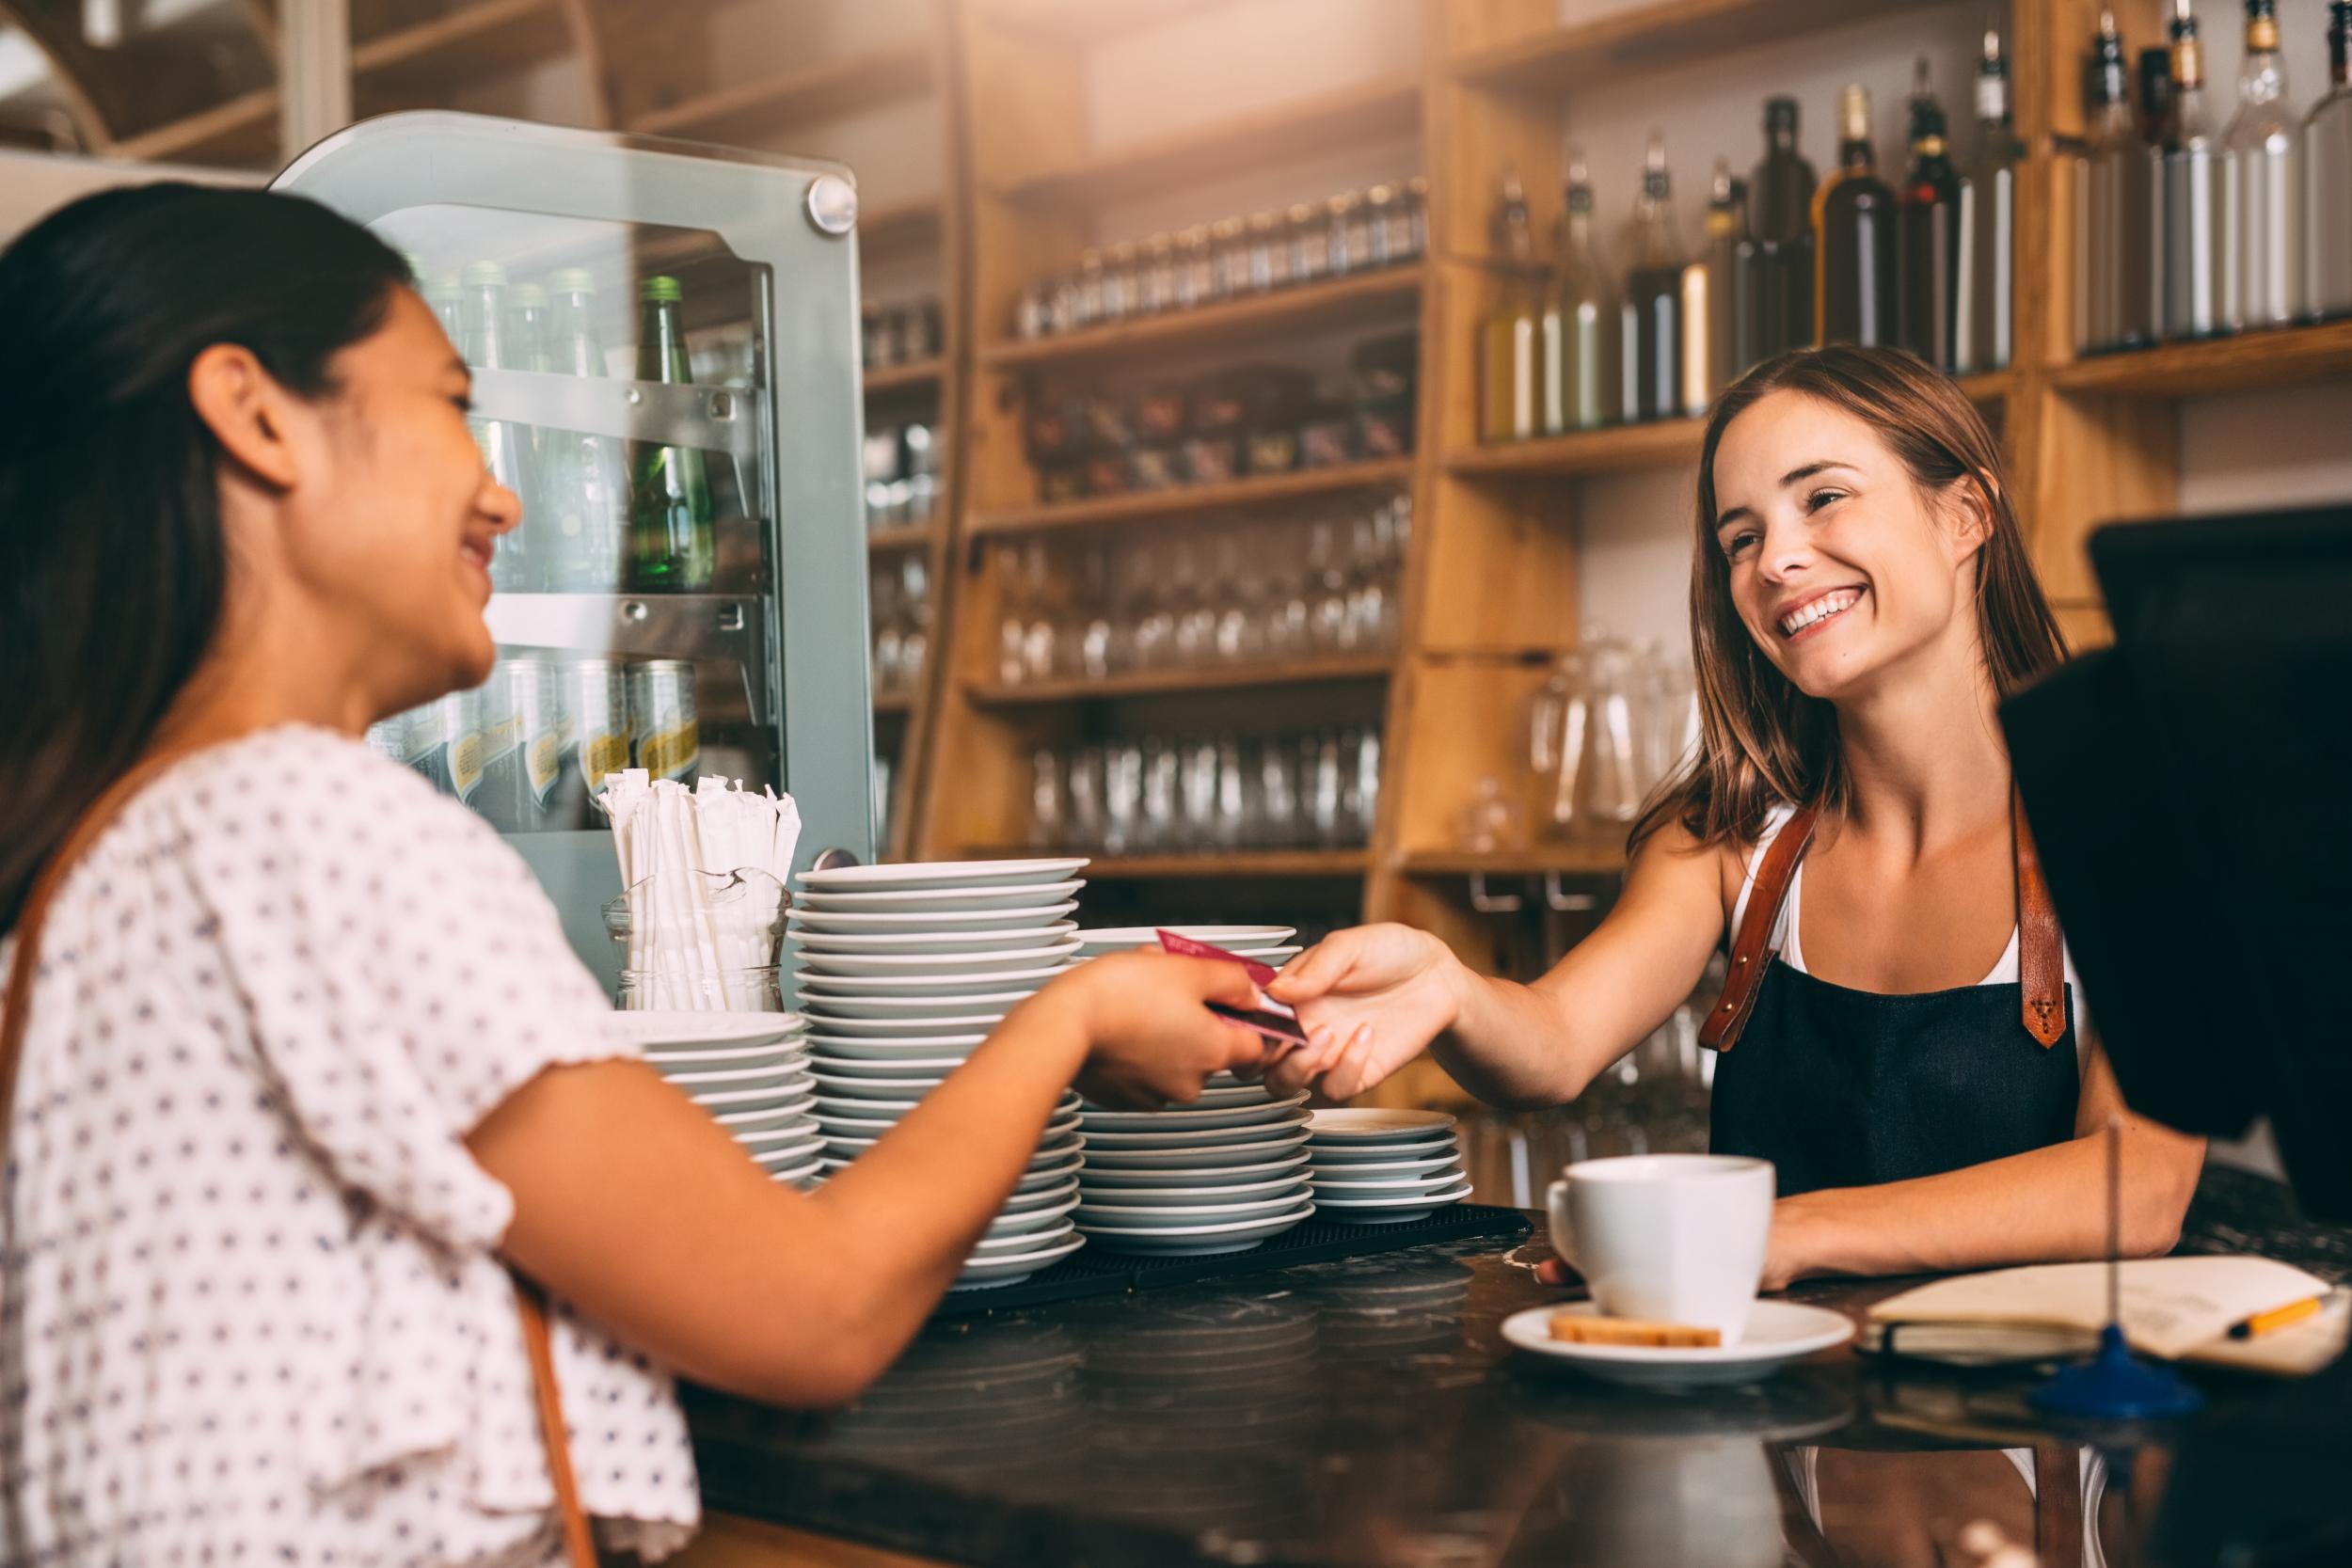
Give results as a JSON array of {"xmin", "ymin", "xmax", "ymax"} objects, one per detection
[
  {"xmin": 1404, "ymin": 175, "xmax": 1431, "ymax": 260},
  {"xmin": 537, "ymin": 269, "xmax": 631, "ymax": 591},
  {"xmin": 2078, "ymin": 10, "xmax": 2163, "ymax": 351},
  {"xmin": 1073, "ymin": 247, "xmax": 1105, "ymax": 329},
  {"xmin": 1681, "ymin": 159, "xmax": 1743, "ymax": 415},
  {"xmin": 627, "ymin": 276, "xmax": 715, "ymax": 593},
  {"xmin": 2221, "ymin": 0, "xmax": 2304, "ymax": 329},
  {"xmin": 456, "ymin": 261, "xmax": 541, "ymax": 592},
  {"xmin": 2162, "ymin": 0, "xmax": 2227, "ymax": 339},
  {"xmin": 1287, "ymin": 200, "xmax": 1330, "ymax": 285},
  {"xmin": 1100, "ymin": 240, "xmax": 1138, "ymax": 323},
  {"xmin": 1748, "ymin": 96, "xmax": 1819, "ymax": 358},
  {"xmin": 1245, "ymin": 211, "xmax": 1291, "ymax": 292},
  {"xmin": 2309, "ymin": 1, "xmax": 2352, "ymax": 319},
  {"xmin": 1479, "ymin": 166, "xmax": 1543, "ymax": 444},
  {"xmin": 1545, "ymin": 150, "xmax": 1622, "ymax": 434},
  {"xmin": 1958, "ymin": 27, "xmax": 2021, "ymax": 372},
  {"xmin": 1817, "ymin": 83, "xmax": 1899, "ymax": 347},
  {"xmin": 1619, "ymin": 132, "xmax": 1687, "ymax": 423},
  {"xmin": 1208, "ymin": 216, "xmax": 1250, "ymax": 298},
  {"xmin": 1899, "ymin": 56, "xmax": 1963, "ymax": 371}
]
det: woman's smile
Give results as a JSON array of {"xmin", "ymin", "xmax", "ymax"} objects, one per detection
[{"xmin": 1777, "ymin": 585, "xmax": 1867, "ymax": 641}]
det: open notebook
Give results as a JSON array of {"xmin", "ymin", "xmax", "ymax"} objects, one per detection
[{"xmin": 1862, "ymin": 1256, "xmax": 2347, "ymax": 1376}]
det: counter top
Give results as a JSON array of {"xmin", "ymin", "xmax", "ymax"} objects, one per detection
[{"xmin": 684, "ymin": 1166, "xmax": 2352, "ymax": 1567}]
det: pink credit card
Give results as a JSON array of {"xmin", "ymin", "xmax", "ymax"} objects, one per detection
[{"xmin": 1155, "ymin": 930, "xmax": 1309, "ymax": 1047}]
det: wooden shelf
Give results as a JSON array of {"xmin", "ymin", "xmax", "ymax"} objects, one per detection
[
  {"xmin": 873, "ymin": 690, "xmax": 918, "ymax": 716},
  {"xmin": 628, "ymin": 40, "xmax": 932, "ymax": 142},
  {"xmin": 993, "ymin": 75, "xmax": 1422, "ymax": 208},
  {"xmin": 861, "ymin": 199, "xmax": 945, "ymax": 256},
  {"xmin": 2048, "ymin": 320, "xmax": 2352, "ymax": 398},
  {"xmin": 114, "ymin": 87, "xmax": 278, "ymax": 165},
  {"xmin": 981, "ymin": 265, "xmax": 1424, "ymax": 372},
  {"xmin": 1444, "ymin": 371, "xmax": 2013, "ymax": 480},
  {"xmin": 970, "ymin": 655, "xmax": 1393, "ymax": 706},
  {"xmin": 864, "ymin": 358, "xmax": 946, "ymax": 395},
  {"xmin": 970, "ymin": 458, "xmax": 1416, "ymax": 536},
  {"xmin": 977, "ymin": 0, "xmax": 1228, "ymax": 46},
  {"xmin": 353, "ymin": 0, "xmax": 570, "ymax": 93},
  {"xmin": 867, "ymin": 524, "xmax": 942, "ymax": 553},
  {"xmin": 1397, "ymin": 847, "xmax": 1628, "ymax": 879},
  {"xmin": 1059, "ymin": 849, "xmax": 1372, "ymax": 879},
  {"xmin": 1452, "ymin": 0, "xmax": 1900, "ymax": 96}
]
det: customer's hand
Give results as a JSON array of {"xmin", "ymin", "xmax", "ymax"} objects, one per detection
[
  {"xmin": 1047, "ymin": 951, "xmax": 1271, "ymax": 1111},
  {"xmin": 1262, "ymin": 924, "xmax": 1468, "ymax": 1100}
]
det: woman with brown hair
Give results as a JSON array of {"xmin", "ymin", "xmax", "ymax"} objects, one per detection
[{"xmin": 1264, "ymin": 345, "xmax": 2204, "ymax": 1289}]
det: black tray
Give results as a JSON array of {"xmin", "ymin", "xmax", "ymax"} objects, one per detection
[{"xmin": 936, "ymin": 1203, "xmax": 1533, "ymax": 1317}]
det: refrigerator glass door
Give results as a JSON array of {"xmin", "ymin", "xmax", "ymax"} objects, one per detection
[{"xmin": 275, "ymin": 112, "xmax": 874, "ymax": 986}]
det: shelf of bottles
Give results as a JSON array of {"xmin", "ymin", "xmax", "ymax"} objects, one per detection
[
  {"xmin": 1476, "ymin": 32, "xmax": 2021, "ymax": 450},
  {"xmin": 361, "ymin": 209, "xmax": 779, "ymax": 836},
  {"xmin": 2071, "ymin": 0, "xmax": 2352, "ymax": 372}
]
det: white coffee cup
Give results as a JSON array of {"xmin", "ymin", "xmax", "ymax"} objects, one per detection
[{"xmin": 1546, "ymin": 1153, "xmax": 1775, "ymax": 1343}]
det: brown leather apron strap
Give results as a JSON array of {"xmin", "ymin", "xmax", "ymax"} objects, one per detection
[
  {"xmin": 1701, "ymin": 798, "xmax": 1823, "ymax": 1053},
  {"xmin": 2013, "ymin": 787, "xmax": 2068, "ymax": 1051},
  {"xmin": 1, "ymin": 733, "xmax": 597, "ymax": 1568}
]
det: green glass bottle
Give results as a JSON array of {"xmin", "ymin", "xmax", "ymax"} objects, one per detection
[{"xmin": 628, "ymin": 276, "xmax": 716, "ymax": 593}]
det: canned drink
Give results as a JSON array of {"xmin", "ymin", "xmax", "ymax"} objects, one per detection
[
  {"xmin": 475, "ymin": 657, "xmax": 564, "ymax": 832},
  {"xmin": 559, "ymin": 657, "xmax": 630, "ymax": 827},
  {"xmin": 437, "ymin": 686, "xmax": 487, "ymax": 806},
  {"xmin": 628, "ymin": 659, "xmax": 699, "ymax": 784}
]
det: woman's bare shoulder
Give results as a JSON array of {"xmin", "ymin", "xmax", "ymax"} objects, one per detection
[{"xmin": 1628, "ymin": 810, "xmax": 1773, "ymax": 927}]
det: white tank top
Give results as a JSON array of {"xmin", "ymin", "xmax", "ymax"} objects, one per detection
[{"xmin": 1730, "ymin": 802, "xmax": 2092, "ymax": 1071}]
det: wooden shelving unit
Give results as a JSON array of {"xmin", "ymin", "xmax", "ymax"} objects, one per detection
[
  {"xmin": 2047, "ymin": 320, "xmax": 2352, "ymax": 397},
  {"xmin": 867, "ymin": 525, "xmax": 944, "ymax": 554},
  {"xmin": 1396, "ymin": 847, "xmax": 1628, "ymax": 879},
  {"xmin": 1074, "ymin": 850, "xmax": 1372, "ymax": 879},
  {"xmin": 625, "ymin": 40, "xmax": 933, "ymax": 141},
  {"xmin": 968, "ymin": 458, "xmax": 1416, "ymax": 536},
  {"xmin": 863, "ymin": 358, "xmax": 948, "ymax": 396},
  {"xmin": 980, "ymin": 265, "xmax": 1424, "ymax": 372},
  {"xmin": 1449, "ymin": 0, "xmax": 1903, "ymax": 95},
  {"xmin": 968, "ymin": 655, "xmax": 1393, "ymax": 706}
]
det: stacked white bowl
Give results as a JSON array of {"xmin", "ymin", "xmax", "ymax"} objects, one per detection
[
  {"xmin": 613, "ymin": 1011, "xmax": 820, "ymax": 1187},
  {"xmin": 791, "ymin": 858, "xmax": 1091, "ymax": 1290},
  {"xmin": 1303, "ymin": 1108, "xmax": 1474, "ymax": 1223},
  {"xmin": 1068, "ymin": 926, "xmax": 1316, "ymax": 1256}
]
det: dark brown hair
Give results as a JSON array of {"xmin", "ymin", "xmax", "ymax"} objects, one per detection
[
  {"xmin": 0, "ymin": 183, "xmax": 410, "ymax": 929},
  {"xmin": 1630, "ymin": 345, "xmax": 2068, "ymax": 853}
]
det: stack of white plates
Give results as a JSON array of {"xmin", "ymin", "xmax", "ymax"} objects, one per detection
[
  {"xmin": 1072, "ymin": 925, "xmax": 1302, "ymax": 968},
  {"xmin": 792, "ymin": 858, "xmax": 1091, "ymax": 1289},
  {"xmin": 612, "ymin": 1011, "xmax": 820, "ymax": 1187},
  {"xmin": 1073, "ymin": 1071, "xmax": 1316, "ymax": 1256},
  {"xmin": 1304, "ymin": 1108, "xmax": 1473, "ymax": 1224}
]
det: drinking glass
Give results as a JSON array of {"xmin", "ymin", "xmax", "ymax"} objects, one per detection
[
  {"xmin": 1019, "ymin": 540, "xmax": 1056, "ymax": 684},
  {"xmin": 1139, "ymin": 737, "xmax": 1179, "ymax": 852},
  {"xmin": 1103, "ymin": 740, "xmax": 1141, "ymax": 854},
  {"xmin": 1256, "ymin": 737, "xmax": 1298, "ymax": 847},
  {"xmin": 1210, "ymin": 528, "xmax": 1261, "ymax": 665},
  {"xmin": 1027, "ymin": 748, "xmax": 1065, "ymax": 849},
  {"xmin": 1169, "ymin": 538, "xmax": 1216, "ymax": 669},
  {"xmin": 1348, "ymin": 725, "xmax": 1382, "ymax": 845},
  {"xmin": 1076, "ymin": 542, "xmax": 1115, "ymax": 680},
  {"xmin": 1213, "ymin": 733, "xmax": 1248, "ymax": 848},
  {"xmin": 1571, "ymin": 635, "xmax": 1648, "ymax": 838},
  {"xmin": 993, "ymin": 542, "xmax": 1027, "ymax": 688},
  {"xmin": 872, "ymin": 567, "xmax": 904, "ymax": 693},
  {"xmin": 898, "ymin": 552, "xmax": 930, "ymax": 688},
  {"xmin": 1066, "ymin": 743, "xmax": 1106, "ymax": 852},
  {"xmin": 1302, "ymin": 729, "xmax": 1343, "ymax": 847},
  {"xmin": 1306, "ymin": 517, "xmax": 1351, "ymax": 654},
  {"xmin": 1263, "ymin": 529, "xmax": 1311, "ymax": 659},
  {"xmin": 1179, "ymin": 735, "xmax": 1220, "ymax": 848},
  {"xmin": 1129, "ymin": 540, "xmax": 1174, "ymax": 672}
]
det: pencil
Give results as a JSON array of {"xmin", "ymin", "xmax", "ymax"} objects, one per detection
[{"xmin": 2228, "ymin": 1295, "xmax": 2325, "ymax": 1340}]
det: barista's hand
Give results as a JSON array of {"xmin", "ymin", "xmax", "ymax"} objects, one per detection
[{"xmin": 1261, "ymin": 924, "xmax": 1469, "ymax": 1100}]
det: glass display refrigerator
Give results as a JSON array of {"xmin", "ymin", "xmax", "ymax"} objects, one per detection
[{"xmin": 275, "ymin": 111, "xmax": 875, "ymax": 993}]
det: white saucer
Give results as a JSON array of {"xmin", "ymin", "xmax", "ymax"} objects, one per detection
[
  {"xmin": 1075, "ymin": 1150, "xmax": 1311, "ymax": 1187},
  {"xmin": 1074, "ymin": 1202, "xmax": 1314, "ymax": 1256},
  {"xmin": 1502, "ymin": 1301, "xmax": 1856, "ymax": 1387},
  {"xmin": 1312, "ymin": 1182, "xmax": 1472, "ymax": 1224},
  {"xmin": 1078, "ymin": 1127, "xmax": 1311, "ymax": 1168},
  {"xmin": 790, "ymin": 902, "xmax": 1081, "ymax": 934},
  {"xmin": 808, "ymin": 1036, "xmax": 988, "ymax": 1059},
  {"xmin": 641, "ymin": 1040, "xmax": 801, "ymax": 1066},
  {"xmin": 985, "ymin": 1200, "xmax": 1082, "ymax": 1237},
  {"xmin": 1016, "ymin": 1153, "xmax": 1086, "ymax": 1192},
  {"xmin": 1077, "ymin": 1171, "xmax": 1309, "ymax": 1204},
  {"xmin": 800, "ymin": 859, "xmax": 1088, "ymax": 892},
  {"xmin": 798, "ymin": 990, "xmax": 1036, "ymax": 1019},
  {"xmin": 799, "ymin": 968, "xmax": 1072, "ymax": 994},
  {"xmin": 802, "ymin": 1013, "xmax": 1009, "ymax": 1037},
  {"xmin": 1308, "ymin": 1133, "xmax": 1460, "ymax": 1164},
  {"xmin": 1077, "ymin": 1111, "xmax": 1311, "ymax": 1148},
  {"xmin": 1073, "ymin": 925, "xmax": 1297, "ymax": 951},
  {"xmin": 1309, "ymin": 1165, "xmax": 1468, "ymax": 1192},
  {"xmin": 950, "ymin": 1230, "xmax": 1086, "ymax": 1290},
  {"xmin": 791, "ymin": 924, "xmax": 1075, "ymax": 955},
  {"xmin": 1077, "ymin": 1093, "xmax": 1309, "ymax": 1132},
  {"xmin": 1306, "ymin": 1108, "xmax": 1459, "ymax": 1141},
  {"xmin": 798, "ymin": 941, "xmax": 1083, "ymax": 977},
  {"xmin": 795, "ymin": 879, "xmax": 1086, "ymax": 913},
  {"xmin": 1074, "ymin": 1189, "xmax": 1311, "ymax": 1227},
  {"xmin": 808, "ymin": 1054, "xmax": 971, "ymax": 1079},
  {"xmin": 811, "ymin": 1074, "xmax": 939, "ymax": 1100},
  {"xmin": 605, "ymin": 1012, "xmax": 804, "ymax": 1050}
]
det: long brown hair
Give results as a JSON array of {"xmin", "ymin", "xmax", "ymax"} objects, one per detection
[{"xmin": 1630, "ymin": 345, "xmax": 2067, "ymax": 853}]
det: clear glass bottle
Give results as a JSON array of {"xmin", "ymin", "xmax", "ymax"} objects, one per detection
[
  {"xmin": 2309, "ymin": 1, "xmax": 2352, "ymax": 319},
  {"xmin": 1620, "ymin": 132, "xmax": 1688, "ymax": 423},
  {"xmin": 1073, "ymin": 247, "xmax": 1106, "ymax": 328},
  {"xmin": 1480, "ymin": 166, "xmax": 1544, "ymax": 444},
  {"xmin": 1174, "ymin": 224, "xmax": 1215, "ymax": 309},
  {"xmin": 1364, "ymin": 182, "xmax": 1403, "ymax": 266},
  {"xmin": 1328, "ymin": 190, "xmax": 1372, "ymax": 275},
  {"xmin": 1245, "ymin": 211, "xmax": 1291, "ymax": 292},
  {"xmin": 1403, "ymin": 175, "xmax": 1431, "ymax": 260},
  {"xmin": 1101, "ymin": 240, "xmax": 1139, "ymax": 323},
  {"xmin": 1681, "ymin": 158, "xmax": 1744, "ymax": 415},
  {"xmin": 2077, "ymin": 10, "xmax": 2163, "ymax": 351},
  {"xmin": 1209, "ymin": 216, "xmax": 1250, "ymax": 298},
  {"xmin": 1817, "ymin": 83, "xmax": 1899, "ymax": 346},
  {"xmin": 1958, "ymin": 26, "xmax": 2021, "ymax": 371},
  {"xmin": 1139, "ymin": 232, "xmax": 1177, "ymax": 315},
  {"xmin": 1898, "ymin": 56, "xmax": 1963, "ymax": 370},
  {"xmin": 1748, "ymin": 96, "xmax": 1819, "ymax": 358},
  {"xmin": 2222, "ymin": 0, "xmax": 2305, "ymax": 329},
  {"xmin": 1287, "ymin": 200, "xmax": 1330, "ymax": 284},
  {"xmin": 1545, "ymin": 152, "xmax": 1622, "ymax": 433},
  {"xmin": 2163, "ymin": 0, "xmax": 2227, "ymax": 339}
]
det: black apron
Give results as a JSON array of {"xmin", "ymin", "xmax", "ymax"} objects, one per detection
[{"xmin": 1703, "ymin": 793, "xmax": 2080, "ymax": 1197}]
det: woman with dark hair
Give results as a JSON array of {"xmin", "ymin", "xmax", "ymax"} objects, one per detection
[
  {"xmin": 0, "ymin": 184, "xmax": 1271, "ymax": 1563},
  {"xmin": 1264, "ymin": 346, "xmax": 2204, "ymax": 1288}
]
